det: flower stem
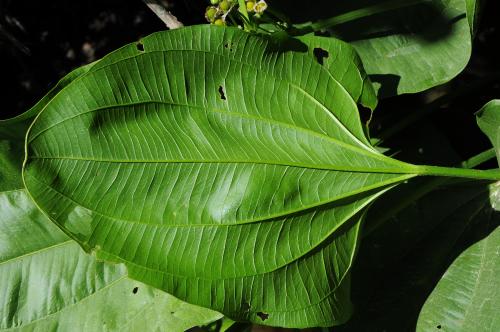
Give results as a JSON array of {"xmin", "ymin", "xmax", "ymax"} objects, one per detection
[{"xmin": 238, "ymin": 0, "xmax": 250, "ymax": 30}]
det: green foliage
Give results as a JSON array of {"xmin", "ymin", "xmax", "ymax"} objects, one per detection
[
  {"xmin": 0, "ymin": 1, "xmax": 498, "ymax": 330},
  {"xmin": 271, "ymin": 0, "xmax": 477, "ymax": 97},
  {"xmin": 339, "ymin": 180, "xmax": 496, "ymax": 331},
  {"xmin": 21, "ymin": 25, "xmax": 415, "ymax": 327},
  {"xmin": 0, "ymin": 190, "xmax": 222, "ymax": 332},
  {"xmin": 18, "ymin": 25, "xmax": 500, "ymax": 327},
  {"xmin": 417, "ymin": 225, "xmax": 500, "ymax": 331}
]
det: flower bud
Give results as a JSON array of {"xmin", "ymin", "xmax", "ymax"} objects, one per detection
[
  {"xmin": 246, "ymin": 1, "xmax": 255, "ymax": 12},
  {"xmin": 214, "ymin": 18, "xmax": 226, "ymax": 26},
  {"xmin": 219, "ymin": 0, "xmax": 231, "ymax": 12}
]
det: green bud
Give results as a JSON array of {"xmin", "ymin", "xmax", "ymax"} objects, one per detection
[
  {"xmin": 210, "ymin": 0, "xmax": 220, "ymax": 4},
  {"xmin": 214, "ymin": 18, "xmax": 226, "ymax": 26},
  {"xmin": 219, "ymin": 0, "xmax": 231, "ymax": 12},
  {"xmin": 246, "ymin": 1, "xmax": 255, "ymax": 12},
  {"xmin": 205, "ymin": 6, "xmax": 218, "ymax": 22}
]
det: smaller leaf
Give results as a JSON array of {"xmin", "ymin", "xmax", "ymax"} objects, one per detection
[
  {"xmin": 465, "ymin": 0, "xmax": 484, "ymax": 35},
  {"xmin": 271, "ymin": 0, "xmax": 474, "ymax": 97},
  {"xmin": 476, "ymin": 99, "xmax": 500, "ymax": 165},
  {"xmin": 417, "ymin": 223, "xmax": 500, "ymax": 331}
]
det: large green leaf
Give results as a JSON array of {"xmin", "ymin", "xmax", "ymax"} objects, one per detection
[
  {"xmin": 21, "ymin": 25, "xmax": 419, "ymax": 327},
  {"xmin": 273, "ymin": 0, "xmax": 474, "ymax": 96},
  {"xmin": 0, "ymin": 73, "xmax": 222, "ymax": 331},
  {"xmin": 20, "ymin": 26, "xmax": 496, "ymax": 327},
  {"xmin": 417, "ymin": 221, "xmax": 500, "ymax": 332}
]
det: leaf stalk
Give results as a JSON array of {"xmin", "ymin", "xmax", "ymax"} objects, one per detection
[{"xmin": 416, "ymin": 165, "xmax": 500, "ymax": 181}]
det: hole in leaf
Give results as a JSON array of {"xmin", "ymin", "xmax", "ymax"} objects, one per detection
[
  {"xmin": 132, "ymin": 287, "xmax": 139, "ymax": 294},
  {"xmin": 242, "ymin": 302, "xmax": 251, "ymax": 312},
  {"xmin": 218, "ymin": 86, "xmax": 226, "ymax": 100},
  {"xmin": 136, "ymin": 42, "xmax": 144, "ymax": 52},
  {"xmin": 256, "ymin": 312, "xmax": 269, "ymax": 321},
  {"xmin": 437, "ymin": 325, "xmax": 442, "ymax": 329},
  {"xmin": 313, "ymin": 47, "xmax": 329, "ymax": 65}
]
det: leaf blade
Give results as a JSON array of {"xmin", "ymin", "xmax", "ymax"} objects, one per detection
[{"xmin": 22, "ymin": 25, "xmax": 417, "ymax": 327}]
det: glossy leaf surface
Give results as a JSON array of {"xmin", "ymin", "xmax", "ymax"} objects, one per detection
[{"xmin": 22, "ymin": 25, "xmax": 421, "ymax": 327}]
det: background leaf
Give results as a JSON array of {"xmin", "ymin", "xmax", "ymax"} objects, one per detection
[
  {"xmin": 416, "ymin": 221, "xmax": 500, "ymax": 332},
  {"xmin": 22, "ymin": 25, "xmax": 417, "ymax": 327},
  {"xmin": 476, "ymin": 100, "xmax": 500, "ymax": 165},
  {"xmin": 0, "ymin": 190, "xmax": 222, "ymax": 332},
  {"xmin": 336, "ymin": 179, "xmax": 497, "ymax": 331},
  {"xmin": 466, "ymin": 0, "xmax": 484, "ymax": 35},
  {"xmin": 273, "ymin": 0, "xmax": 474, "ymax": 97},
  {"xmin": 295, "ymin": 34, "xmax": 378, "ymax": 110}
]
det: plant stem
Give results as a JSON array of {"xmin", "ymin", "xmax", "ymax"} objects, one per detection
[
  {"xmin": 417, "ymin": 165, "xmax": 500, "ymax": 181},
  {"xmin": 364, "ymin": 148, "xmax": 498, "ymax": 237},
  {"xmin": 462, "ymin": 148, "xmax": 496, "ymax": 168},
  {"xmin": 142, "ymin": 0, "xmax": 183, "ymax": 29},
  {"xmin": 296, "ymin": 0, "xmax": 425, "ymax": 31}
]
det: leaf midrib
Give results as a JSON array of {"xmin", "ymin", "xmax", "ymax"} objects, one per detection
[
  {"xmin": 27, "ymin": 100, "xmax": 411, "ymax": 171},
  {"xmin": 26, "ymin": 166, "xmax": 414, "ymax": 228},
  {"xmin": 3, "ymin": 276, "xmax": 127, "ymax": 331},
  {"xmin": 0, "ymin": 240, "xmax": 73, "ymax": 267}
]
